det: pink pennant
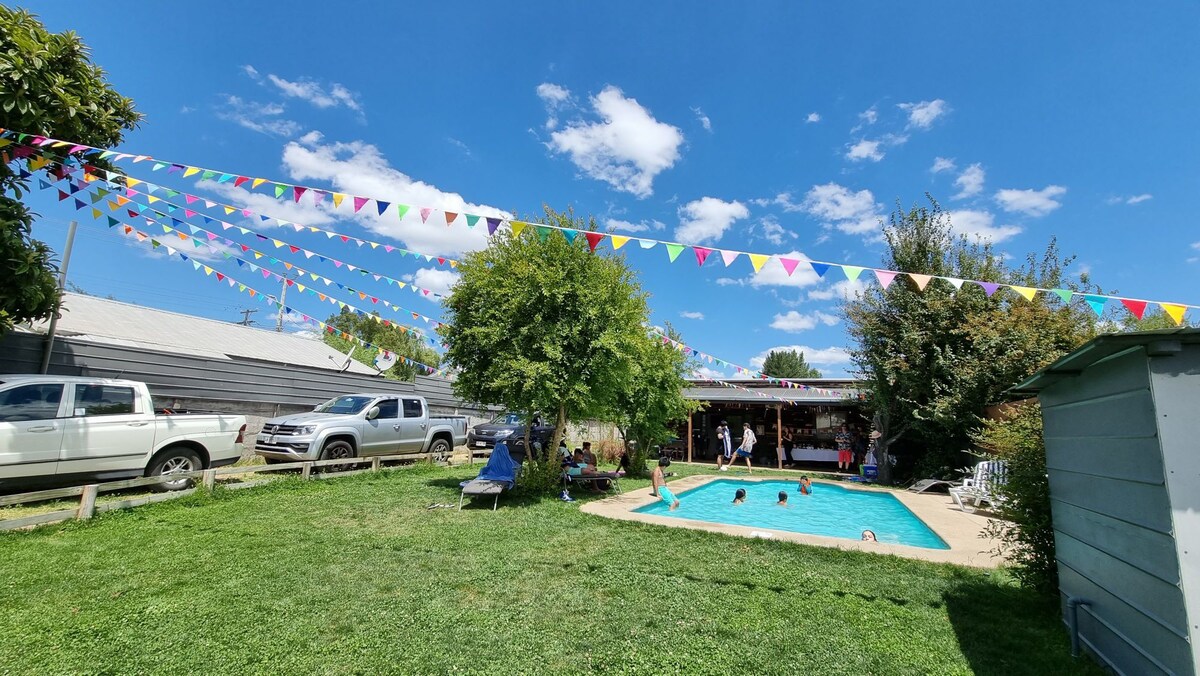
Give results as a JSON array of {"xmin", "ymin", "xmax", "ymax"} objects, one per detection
[
  {"xmin": 185, "ymin": 195, "xmax": 199, "ymax": 204},
  {"xmin": 353, "ymin": 196, "xmax": 369, "ymax": 213},
  {"xmin": 779, "ymin": 257, "xmax": 801, "ymax": 276},
  {"xmin": 874, "ymin": 269, "xmax": 898, "ymax": 289},
  {"xmin": 292, "ymin": 186, "xmax": 306, "ymax": 202},
  {"xmin": 420, "ymin": 208, "xmax": 432, "ymax": 223},
  {"xmin": 720, "ymin": 250, "xmax": 740, "ymax": 267},
  {"xmin": 694, "ymin": 246, "xmax": 713, "ymax": 266}
]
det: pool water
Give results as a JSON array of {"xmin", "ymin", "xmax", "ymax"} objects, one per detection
[{"xmin": 636, "ymin": 479, "xmax": 950, "ymax": 550}]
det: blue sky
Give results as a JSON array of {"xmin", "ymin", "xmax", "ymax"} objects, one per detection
[{"xmin": 20, "ymin": 2, "xmax": 1200, "ymax": 378}]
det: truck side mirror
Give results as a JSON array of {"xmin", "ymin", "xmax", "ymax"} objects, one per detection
[{"xmin": 366, "ymin": 406, "xmax": 380, "ymax": 420}]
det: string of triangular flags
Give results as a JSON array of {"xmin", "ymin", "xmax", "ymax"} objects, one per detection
[
  {"xmin": 105, "ymin": 219, "xmax": 447, "ymax": 377},
  {"xmin": 688, "ymin": 372, "xmax": 805, "ymax": 405},
  {"xmin": 3, "ymin": 128, "xmax": 1193, "ymax": 325},
  {"xmin": 654, "ymin": 328, "xmax": 853, "ymax": 397},
  {"xmin": 27, "ymin": 156, "xmax": 454, "ymax": 300},
  {"xmin": 45, "ymin": 169, "xmax": 449, "ymax": 335},
  {"xmin": 1, "ymin": 137, "xmax": 460, "ymax": 268}
]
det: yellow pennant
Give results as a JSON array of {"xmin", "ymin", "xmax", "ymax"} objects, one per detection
[
  {"xmin": 146, "ymin": 195, "xmax": 160, "ymax": 203},
  {"xmin": 203, "ymin": 266, "xmax": 213, "ymax": 275},
  {"xmin": 29, "ymin": 155, "xmax": 49, "ymax": 170},
  {"xmin": 253, "ymin": 252, "xmax": 263, "ymax": 259},
  {"xmin": 90, "ymin": 208, "xmax": 102, "ymax": 219},
  {"xmin": 332, "ymin": 193, "xmax": 345, "ymax": 208},
  {"xmin": 450, "ymin": 260, "xmax": 458, "ymax": 268},
  {"xmin": 1161, "ymin": 303, "xmax": 1187, "ymax": 325},
  {"xmin": 748, "ymin": 253, "xmax": 770, "ymax": 272},
  {"xmin": 82, "ymin": 170, "xmax": 98, "ymax": 182},
  {"xmin": 510, "ymin": 221, "xmax": 527, "ymax": 237},
  {"xmin": 1009, "ymin": 286, "xmax": 1038, "ymax": 301},
  {"xmin": 272, "ymin": 240, "xmax": 285, "ymax": 248},
  {"xmin": 223, "ymin": 206, "xmax": 236, "ymax": 215},
  {"xmin": 908, "ymin": 273, "xmax": 932, "ymax": 291},
  {"xmin": 297, "ymin": 284, "xmax": 306, "ymax": 293},
  {"xmin": 108, "ymin": 200, "xmax": 121, "ymax": 211},
  {"xmin": 125, "ymin": 177, "xmax": 142, "ymax": 188},
  {"xmin": 252, "ymin": 178, "xmax": 267, "ymax": 189},
  {"xmin": 611, "ymin": 235, "xmax": 630, "ymax": 250},
  {"xmin": 309, "ymin": 273, "xmax": 319, "ymax": 281},
  {"xmin": 183, "ymin": 167, "xmax": 200, "ymax": 178}
]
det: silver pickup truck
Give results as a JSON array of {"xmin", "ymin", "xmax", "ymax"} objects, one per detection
[{"xmin": 254, "ymin": 393, "xmax": 467, "ymax": 464}]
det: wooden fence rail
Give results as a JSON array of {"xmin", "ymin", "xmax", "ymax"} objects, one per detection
[{"xmin": 0, "ymin": 451, "xmax": 446, "ymax": 532}]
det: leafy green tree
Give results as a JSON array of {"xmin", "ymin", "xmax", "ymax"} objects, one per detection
[
  {"xmin": 438, "ymin": 207, "xmax": 648, "ymax": 490},
  {"xmin": 760, "ymin": 348, "xmax": 822, "ymax": 379},
  {"xmin": 607, "ymin": 324, "xmax": 701, "ymax": 477},
  {"xmin": 0, "ymin": 6, "xmax": 141, "ymax": 334},
  {"xmin": 845, "ymin": 197, "xmax": 1098, "ymax": 482},
  {"xmin": 321, "ymin": 307, "xmax": 441, "ymax": 381}
]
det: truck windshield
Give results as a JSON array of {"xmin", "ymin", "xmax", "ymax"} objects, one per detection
[
  {"xmin": 490, "ymin": 413, "xmax": 525, "ymax": 425},
  {"xmin": 314, "ymin": 396, "xmax": 375, "ymax": 414}
]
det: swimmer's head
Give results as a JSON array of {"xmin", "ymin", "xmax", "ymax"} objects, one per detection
[
  {"xmin": 862, "ymin": 530, "xmax": 877, "ymax": 542},
  {"xmin": 658, "ymin": 456, "xmax": 671, "ymax": 468},
  {"xmin": 734, "ymin": 488, "xmax": 746, "ymax": 502},
  {"xmin": 778, "ymin": 491, "xmax": 788, "ymax": 503}
]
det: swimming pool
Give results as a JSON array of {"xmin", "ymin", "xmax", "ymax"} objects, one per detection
[{"xmin": 635, "ymin": 479, "xmax": 950, "ymax": 550}]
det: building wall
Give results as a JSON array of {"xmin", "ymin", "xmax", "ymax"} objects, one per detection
[{"xmin": 1040, "ymin": 347, "xmax": 1192, "ymax": 675}]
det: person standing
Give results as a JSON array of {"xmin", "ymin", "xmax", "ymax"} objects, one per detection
[
  {"xmin": 781, "ymin": 427, "xmax": 795, "ymax": 468},
  {"xmin": 835, "ymin": 424, "xmax": 853, "ymax": 471},
  {"xmin": 735, "ymin": 422, "xmax": 756, "ymax": 473},
  {"xmin": 715, "ymin": 420, "xmax": 733, "ymax": 471}
]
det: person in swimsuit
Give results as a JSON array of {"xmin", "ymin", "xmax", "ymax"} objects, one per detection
[
  {"xmin": 861, "ymin": 530, "xmax": 877, "ymax": 542},
  {"xmin": 652, "ymin": 457, "xmax": 679, "ymax": 510},
  {"xmin": 715, "ymin": 421, "xmax": 733, "ymax": 471},
  {"xmin": 733, "ymin": 488, "xmax": 747, "ymax": 505},
  {"xmin": 777, "ymin": 491, "xmax": 789, "ymax": 506},
  {"xmin": 798, "ymin": 476, "xmax": 812, "ymax": 495}
]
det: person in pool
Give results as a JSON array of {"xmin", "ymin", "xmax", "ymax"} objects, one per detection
[
  {"xmin": 777, "ymin": 491, "xmax": 788, "ymax": 506},
  {"xmin": 652, "ymin": 457, "xmax": 680, "ymax": 511},
  {"xmin": 798, "ymin": 476, "xmax": 812, "ymax": 495},
  {"xmin": 862, "ymin": 530, "xmax": 877, "ymax": 542},
  {"xmin": 732, "ymin": 488, "xmax": 747, "ymax": 505}
]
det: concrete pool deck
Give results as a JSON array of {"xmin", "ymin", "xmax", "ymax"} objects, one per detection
[{"xmin": 581, "ymin": 474, "xmax": 1005, "ymax": 568}]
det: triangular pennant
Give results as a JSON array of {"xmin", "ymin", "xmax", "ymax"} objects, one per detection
[
  {"xmin": 444, "ymin": 211, "xmax": 458, "ymax": 225},
  {"xmin": 1082, "ymin": 294, "xmax": 1107, "ymax": 316},
  {"xmin": 1120, "ymin": 299, "xmax": 1148, "ymax": 320},
  {"xmin": 638, "ymin": 239, "xmax": 657, "ymax": 249},
  {"xmin": 874, "ymin": 270, "xmax": 898, "ymax": 289},
  {"xmin": 562, "ymin": 230, "xmax": 578, "ymax": 244},
  {"xmin": 976, "ymin": 281, "xmax": 1001, "ymax": 297},
  {"xmin": 395, "ymin": 204, "xmax": 410, "ymax": 220},
  {"xmin": 584, "ymin": 232, "xmax": 605, "ymax": 252},
  {"xmin": 273, "ymin": 184, "xmax": 286, "ymax": 198},
  {"xmin": 694, "ymin": 246, "xmax": 713, "ymax": 266},
  {"xmin": 486, "ymin": 217, "xmax": 501, "ymax": 235},
  {"xmin": 944, "ymin": 277, "xmax": 965, "ymax": 290},
  {"xmin": 420, "ymin": 208, "xmax": 432, "ymax": 223},
  {"xmin": 293, "ymin": 186, "xmax": 307, "ymax": 202},
  {"xmin": 610, "ymin": 235, "xmax": 630, "ymax": 250},
  {"xmin": 331, "ymin": 193, "xmax": 345, "ymax": 208},
  {"xmin": 1010, "ymin": 285, "xmax": 1038, "ymax": 301},
  {"xmin": 748, "ymin": 254, "xmax": 769, "ymax": 273},
  {"xmin": 908, "ymin": 273, "xmax": 932, "ymax": 291},
  {"xmin": 665, "ymin": 243, "xmax": 685, "ymax": 262},
  {"xmin": 778, "ymin": 258, "xmax": 800, "ymax": 276},
  {"xmin": 534, "ymin": 225, "xmax": 552, "ymax": 242},
  {"xmin": 809, "ymin": 262, "xmax": 831, "ymax": 277},
  {"xmin": 1160, "ymin": 303, "xmax": 1187, "ymax": 326},
  {"xmin": 376, "ymin": 200, "xmax": 390, "ymax": 216},
  {"xmin": 465, "ymin": 214, "xmax": 480, "ymax": 228},
  {"xmin": 510, "ymin": 221, "xmax": 527, "ymax": 237},
  {"xmin": 842, "ymin": 266, "xmax": 864, "ymax": 281},
  {"xmin": 1051, "ymin": 288, "xmax": 1073, "ymax": 304}
]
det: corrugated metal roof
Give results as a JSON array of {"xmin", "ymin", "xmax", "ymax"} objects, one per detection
[
  {"xmin": 683, "ymin": 385, "xmax": 862, "ymax": 404},
  {"xmin": 1011, "ymin": 327, "xmax": 1200, "ymax": 395},
  {"xmin": 26, "ymin": 293, "xmax": 381, "ymax": 375}
]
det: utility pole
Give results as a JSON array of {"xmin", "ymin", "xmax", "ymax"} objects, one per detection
[
  {"xmin": 40, "ymin": 221, "xmax": 78, "ymax": 374},
  {"xmin": 275, "ymin": 272, "xmax": 290, "ymax": 332},
  {"xmin": 237, "ymin": 308, "xmax": 258, "ymax": 326}
]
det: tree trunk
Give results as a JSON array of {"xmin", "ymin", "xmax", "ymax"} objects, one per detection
[{"xmin": 548, "ymin": 404, "xmax": 567, "ymax": 462}]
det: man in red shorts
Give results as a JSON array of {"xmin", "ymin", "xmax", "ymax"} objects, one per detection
[{"xmin": 835, "ymin": 424, "xmax": 853, "ymax": 471}]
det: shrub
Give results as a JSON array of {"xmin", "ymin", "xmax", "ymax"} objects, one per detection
[
  {"xmin": 974, "ymin": 402, "xmax": 1057, "ymax": 594},
  {"xmin": 593, "ymin": 439, "xmax": 624, "ymax": 465}
]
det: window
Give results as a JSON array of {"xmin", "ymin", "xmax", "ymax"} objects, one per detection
[
  {"xmin": 403, "ymin": 399, "xmax": 423, "ymax": 418},
  {"xmin": 0, "ymin": 384, "xmax": 64, "ymax": 422},
  {"xmin": 375, "ymin": 399, "xmax": 399, "ymax": 419},
  {"xmin": 75, "ymin": 385, "xmax": 136, "ymax": 416}
]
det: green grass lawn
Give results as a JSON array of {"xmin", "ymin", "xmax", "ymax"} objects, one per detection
[{"xmin": 0, "ymin": 463, "xmax": 1099, "ymax": 675}]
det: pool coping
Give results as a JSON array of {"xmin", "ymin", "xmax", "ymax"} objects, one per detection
[{"xmin": 580, "ymin": 474, "xmax": 1005, "ymax": 568}]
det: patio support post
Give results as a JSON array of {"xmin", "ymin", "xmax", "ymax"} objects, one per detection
[
  {"xmin": 776, "ymin": 404, "xmax": 783, "ymax": 469},
  {"xmin": 686, "ymin": 411, "xmax": 693, "ymax": 463}
]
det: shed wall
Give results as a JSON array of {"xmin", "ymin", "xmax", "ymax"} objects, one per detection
[{"xmin": 1040, "ymin": 347, "xmax": 1191, "ymax": 675}]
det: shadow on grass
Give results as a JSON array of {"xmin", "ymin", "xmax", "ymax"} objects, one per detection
[
  {"xmin": 943, "ymin": 576, "xmax": 1102, "ymax": 676},
  {"xmin": 422, "ymin": 475, "xmax": 566, "ymax": 510}
]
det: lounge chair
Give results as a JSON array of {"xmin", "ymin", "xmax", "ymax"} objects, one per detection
[
  {"xmin": 460, "ymin": 442, "xmax": 520, "ymax": 510},
  {"xmin": 949, "ymin": 460, "xmax": 1008, "ymax": 512},
  {"xmin": 563, "ymin": 470, "xmax": 623, "ymax": 494}
]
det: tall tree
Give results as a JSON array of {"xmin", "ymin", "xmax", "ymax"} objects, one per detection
[
  {"xmin": 321, "ymin": 307, "xmax": 441, "ymax": 381},
  {"xmin": 844, "ymin": 198, "xmax": 1098, "ymax": 482},
  {"xmin": 760, "ymin": 349, "xmax": 822, "ymax": 378},
  {"xmin": 0, "ymin": 7, "xmax": 141, "ymax": 334},
  {"xmin": 438, "ymin": 207, "xmax": 648, "ymax": 489}
]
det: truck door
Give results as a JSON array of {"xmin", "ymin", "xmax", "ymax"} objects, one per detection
[
  {"xmin": 399, "ymin": 398, "xmax": 427, "ymax": 452},
  {"xmin": 359, "ymin": 398, "xmax": 400, "ymax": 456},
  {"xmin": 58, "ymin": 383, "xmax": 157, "ymax": 477},
  {"xmin": 0, "ymin": 382, "xmax": 67, "ymax": 482}
]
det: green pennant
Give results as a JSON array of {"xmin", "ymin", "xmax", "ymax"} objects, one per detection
[
  {"xmin": 465, "ymin": 214, "xmax": 480, "ymax": 228},
  {"xmin": 200, "ymin": 170, "xmax": 215, "ymax": 181},
  {"xmin": 665, "ymin": 243, "xmax": 685, "ymax": 262},
  {"xmin": 164, "ymin": 190, "xmax": 179, "ymax": 198},
  {"xmin": 534, "ymin": 225, "xmax": 552, "ymax": 242},
  {"xmin": 106, "ymin": 216, "xmax": 119, "ymax": 228},
  {"xmin": 842, "ymin": 265, "xmax": 865, "ymax": 281},
  {"xmin": 90, "ymin": 192, "xmax": 105, "ymax": 204},
  {"xmin": 274, "ymin": 184, "xmax": 287, "ymax": 199},
  {"xmin": 395, "ymin": 204, "xmax": 410, "ymax": 220},
  {"xmin": 151, "ymin": 240, "xmax": 161, "ymax": 248},
  {"xmin": 192, "ymin": 239, "xmax": 204, "ymax": 248},
  {"xmin": 1051, "ymin": 289, "xmax": 1073, "ymax": 304}
]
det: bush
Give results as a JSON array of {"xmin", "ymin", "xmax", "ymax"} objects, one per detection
[
  {"xmin": 974, "ymin": 402, "xmax": 1057, "ymax": 594},
  {"xmin": 593, "ymin": 439, "xmax": 624, "ymax": 464}
]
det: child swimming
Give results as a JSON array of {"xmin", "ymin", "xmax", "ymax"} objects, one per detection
[
  {"xmin": 861, "ymin": 530, "xmax": 877, "ymax": 542},
  {"xmin": 733, "ymin": 488, "xmax": 747, "ymax": 505},
  {"xmin": 652, "ymin": 457, "xmax": 680, "ymax": 511},
  {"xmin": 777, "ymin": 491, "xmax": 788, "ymax": 506},
  {"xmin": 798, "ymin": 476, "xmax": 812, "ymax": 495}
]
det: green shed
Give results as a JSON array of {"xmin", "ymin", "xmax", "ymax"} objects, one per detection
[{"xmin": 1014, "ymin": 328, "xmax": 1200, "ymax": 675}]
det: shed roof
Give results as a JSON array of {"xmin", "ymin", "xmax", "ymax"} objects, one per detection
[
  {"xmin": 684, "ymin": 379, "xmax": 863, "ymax": 404},
  {"xmin": 1011, "ymin": 327, "xmax": 1200, "ymax": 395},
  {"xmin": 24, "ymin": 293, "xmax": 380, "ymax": 375}
]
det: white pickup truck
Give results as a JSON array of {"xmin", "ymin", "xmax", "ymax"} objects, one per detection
[
  {"xmin": 0, "ymin": 375, "xmax": 247, "ymax": 492},
  {"xmin": 254, "ymin": 393, "xmax": 467, "ymax": 464}
]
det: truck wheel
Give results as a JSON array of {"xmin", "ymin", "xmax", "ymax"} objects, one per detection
[
  {"xmin": 147, "ymin": 446, "xmax": 202, "ymax": 492},
  {"xmin": 429, "ymin": 438, "xmax": 451, "ymax": 463},
  {"xmin": 319, "ymin": 440, "xmax": 356, "ymax": 472}
]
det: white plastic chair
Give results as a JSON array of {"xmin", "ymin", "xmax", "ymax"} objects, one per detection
[{"xmin": 949, "ymin": 460, "xmax": 1008, "ymax": 512}]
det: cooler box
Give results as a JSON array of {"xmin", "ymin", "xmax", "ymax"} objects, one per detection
[{"xmin": 862, "ymin": 464, "xmax": 878, "ymax": 480}]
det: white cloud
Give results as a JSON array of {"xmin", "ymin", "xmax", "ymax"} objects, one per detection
[
  {"xmin": 994, "ymin": 185, "xmax": 1067, "ymax": 217},
  {"xmin": 692, "ymin": 106, "xmax": 712, "ymax": 132},
  {"xmin": 694, "ymin": 365, "xmax": 729, "ymax": 379},
  {"xmin": 807, "ymin": 279, "xmax": 868, "ymax": 301},
  {"xmin": 680, "ymin": 311, "xmax": 705, "ymax": 320},
  {"xmin": 446, "ymin": 137, "xmax": 471, "ymax": 157},
  {"xmin": 858, "ymin": 107, "xmax": 878, "ymax": 126},
  {"xmin": 605, "ymin": 218, "xmax": 665, "ymax": 233},
  {"xmin": 280, "ymin": 136, "xmax": 510, "ymax": 257},
  {"xmin": 757, "ymin": 216, "xmax": 795, "ymax": 246},
  {"xmin": 199, "ymin": 179, "xmax": 337, "ymax": 228},
  {"xmin": 946, "ymin": 209, "xmax": 1022, "ymax": 243},
  {"xmin": 748, "ymin": 250, "xmax": 822, "ymax": 289},
  {"xmin": 749, "ymin": 345, "xmax": 852, "ymax": 368},
  {"xmin": 931, "ymin": 157, "xmax": 956, "ymax": 173},
  {"xmin": 179, "ymin": 105, "xmax": 195, "ymax": 114},
  {"xmin": 770, "ymin": 310, "xmax": 840, "ymax": 332},
  {"xmin": 800, "ymin": 183, "xmax": 885, "ymax": 236},
  {"xmin": 217, "ymin": 95, "xmax": 301, "ymax": 137},
  {"xmin": 412, "ymin": 267, "xmax": 459, "ymax": 298},
  {"xmin": 265, "ymin": 74, "xmax": 363, "ymax": 113},
  {"xmin": 1109, "ymin": 193, "xmax": 1153, "ymax": 205},
  {"xmin": 898, "ymin": 99, "xmax": 948, "ymax": 129},
  {"xmin": 241, "ymin": 64, "xmax": 260, "ymax": 80},
  {"xmin": 846, "ymin": 139, "xmax": 884, "ymax": 162},
  {"xmin": 805, "ymin": 112, "xmax": 821, "ymax": 123},
  {"xmin": 536, "ymin": 82, "xmax": 572, "ymax": 130},
  {"xmin": 953, "ymin": 163, "xmax": 985, "ymax": 199},
  {"xmin": 544, "ymin": 85, "xmax": 685, "ymax": 198},
  {"xmin": 674, "ymin": 197, "xmax": 750, "ymax": 245}
]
